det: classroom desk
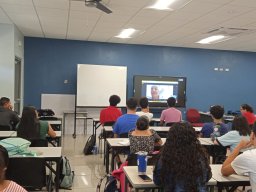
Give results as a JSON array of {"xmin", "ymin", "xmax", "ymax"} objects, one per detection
[
  {"xmin": 62, "ymin": 111, "xmax": 88, "ymax": 136},
  {"xmin": 210, "ymin": 164, "xmax": 250, "ymax": 192},
  {"xmin": 105, "ymin": 138, "xmax": 213, "ymax": 174},
  {"xmin": 0, "ymin": 131, "xmax": 62, "ymax": 147},
  {"xmin": 123, "ymin": 166, "xmax": 217, "ymax": 192},
  {"xmin": 10, "ymin": 147, "xmax": 62, "ymax": 192},
  {"xmin": 103, "ymin": 126, "xmax": 202, "ymax": 134}
]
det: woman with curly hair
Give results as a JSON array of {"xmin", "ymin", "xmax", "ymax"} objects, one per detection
[{"xmin": 153, "ymin": 122, "xmax": 211, "ymax": 191}]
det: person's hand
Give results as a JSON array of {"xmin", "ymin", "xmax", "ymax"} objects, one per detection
[{"xmin": 237, "ymin": 139, "xmax": 252, "ymax": 150}]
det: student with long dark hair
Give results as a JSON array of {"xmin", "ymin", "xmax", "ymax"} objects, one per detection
[
  {"xmin": 0, "ymin": 145, "xmax": 27, "ymax": 191},
  {"xmin": 153, "ymin": 122, "xmax": 211, "ymax": 191},
  {"xmin": 17, "ymin": 106, "xmax": 56, "ymax": 141}
]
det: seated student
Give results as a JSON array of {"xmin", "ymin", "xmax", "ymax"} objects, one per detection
[
  {"xmin": 159, "ymin": 97, "xmax": 182, "ymax": 126},
  {"xmin": 113, "ymin": 98, "xmax": 139, "ymax": 138},
  {"xmin": 153, "ymin": 122, "xmax": 211, "ymax": 191},
  {"xmin": 0, "ymin": 145, "xmax": 27, "ymax": 192},
  {"xmin": 200, "ymin": 105, "xmax": 228, "ymax": 138},
  {"xmin": 240, "ymin": 104, "xmax": 255, "ymax": 128},
  {"xmin": 100, "ymin": 95, "xmax": 122, "ymax": 125},
  {"xmin": 17, "ymin": 106, "xmax": 56, "ymax": 141},
  {"xmin": 214, "ymin": 116, "xmax": 250, "ymax": 152},
  {"xmin": 0, "ymin": 97, "xmax": 20, "ymax": 130},
  {"xmin": 136, "ymin": 97, "xmax": 153, "ymax": 121},
  {"xmin": 129, "ymin": 116, "xmax": 162, "ymax": 154},
  {"xmin": 221, "ymin": 125, "xmax": 256, "ymax": 191}
]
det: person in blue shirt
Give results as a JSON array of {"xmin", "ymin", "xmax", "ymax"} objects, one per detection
[
  {"xmin": 113, "ymin": 97, "xmax": 139, "ymax": 138},
  {"xmin": 215, "ymin": 115, "xmax": 251, "ymax": 152},
  {"xmin": 200, "ymin": 105, "xmax": 228, "ymax": 138},
  {"xmin": 153, "ymin": 122, "xmax": 211, "ymax": 191}
]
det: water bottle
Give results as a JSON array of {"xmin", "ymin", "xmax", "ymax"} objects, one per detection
[
  {"xmin": 211, "ymin": 124, "xmax": 220, "ymax": 141},
  {"xmin": 92, "ymin": 145, "xmax": 98, "ymax": 155},
  {"xmin": 137, "ymin": 151, "xmax": 148, "ymax": 175}
]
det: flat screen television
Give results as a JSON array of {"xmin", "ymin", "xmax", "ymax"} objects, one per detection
[{"xmin": 133, "ymin": 75, "xmax": 186, "ymax": 108}]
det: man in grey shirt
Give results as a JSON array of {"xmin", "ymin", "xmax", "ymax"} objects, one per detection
[{"xmin": 0, "ymin": 97, "xmax": 20, "ymax": 130}]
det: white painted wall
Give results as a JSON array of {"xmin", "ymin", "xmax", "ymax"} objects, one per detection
[
  {"xmin": 0, "ymin": 24, "xmax": 24, "ymax": 112},
  {"xmin": 14, "ymin": 25, "xmax": 24, "ymax": 112}
]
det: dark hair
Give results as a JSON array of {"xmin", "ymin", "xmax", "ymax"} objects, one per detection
[
  {"xmin": 0, "ymin": 97, "xmax": 10, "ymax": 107},
  {"xmin": 253, "ymin": 122, "xmax": 256, "ymax": 135},
  {"xmin": 167, "ymin": 97, "xmax": 176, "ymax": 107},
  {"xmin": 139, "ymin": 97, "xmax": 149, "ymax": 109},
  {"xmin": 109, "ymin": 95, "xmax": 121, "ymax": 106},
  {"xmin": 0, "ymin": 145, "xmax": 9, "ymax": 168},
  {"xmin": 17, "ymin": 106, "xmax": 40, "ymax": 140},
  {"xmin": 136, "ymin": 116, "xmax": 149, "ymax": 130},
  {"xmin": 241, "ymin": 104, "xmax": 254, "ymax": 113},
  {"xmin": 160, "ymin": 122, "xmax": 210, "ymax": 191},
  {"xmin": 126, "ymin": 97, "xmax": 137, "ymax": 110},
  {"xmin": 210, "ymin": 105, "xmax": 224, "ymax": 119},
  {"xmin": 232, "ymin": 115, "xmax": 251, "ymax": 136}
]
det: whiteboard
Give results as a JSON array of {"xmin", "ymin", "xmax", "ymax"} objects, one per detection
[
  {"xmin": 41, "ymin": 94, "xmax": 75, "ymax": 116},
  {"xmin": 77, "ymin": 64, "xmax": 127, "ymax": 107}
]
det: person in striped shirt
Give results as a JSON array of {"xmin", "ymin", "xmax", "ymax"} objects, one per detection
[{"xmin": 0, "ymin": 145, "xmax": 27, "ymax": 192}]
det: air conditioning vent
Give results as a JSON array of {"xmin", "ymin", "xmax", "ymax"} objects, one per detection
[{"xmin": 205, "ymin": 27, "xmax": 254, "ymax": 36}]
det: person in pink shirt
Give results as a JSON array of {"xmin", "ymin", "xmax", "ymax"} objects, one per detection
[
  {"xmin": 160, "ymin": 97, "xmax": 182, "ymax": 126},
  {"xmin": 0, "ymin": 145, "xmax": 27, "ymax": 192}
]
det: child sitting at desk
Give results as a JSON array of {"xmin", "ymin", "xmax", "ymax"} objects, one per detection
[
  {"xmin": 0, "ymin": 145, "xmax": 27, "ymax": 192},
  {"xmin": 17, "ymin": 106, "xmax": 56, "ymax": 141}
]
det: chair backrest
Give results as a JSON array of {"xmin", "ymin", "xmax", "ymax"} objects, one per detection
[
  {"xmin": 6, "ymin": 157, "xmax": 46, "ymax": 190},
  {"xmin": 119, "ymin": 132, "xmax": 128, "ymax": 138},
  {"xmin": 165, "ymin": 122, "xmax": 175, "ymax": 127},
  {"xmin": 127, "ymin": 153, "xmax": 160, "ymax": 166},
  {"xmin": 103, "ymin": 121, "xmax": 116, "ymax": 126},
  {"xmin": 186, "ymin": 108, "xmax": 201, "ymax": 123},
  {"xmin": 0, "ymin": 125, "xmax": 11, "ymax": 131},
  {"xmin": 30, "ymin": 139, "xmax": 48, "ymax": 147}
]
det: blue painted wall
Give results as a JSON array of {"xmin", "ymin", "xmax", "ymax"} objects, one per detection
[{"xmin": 24, "ymin": 37, "xmax": 256, "ymax": 112}]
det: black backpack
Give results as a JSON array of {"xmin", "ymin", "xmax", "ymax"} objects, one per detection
[
  {"xmin": 83, "ymin": 135, "xmax": 96, "ymax": 155},
  {"xmin": 37, "ymin": 109, "xmax": 55, "ymax": 117},
  {"xmin": 96, "ymin": 174, "xmax": 120, "ymax": 192}
]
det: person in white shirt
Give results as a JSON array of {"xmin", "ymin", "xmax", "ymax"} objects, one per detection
[
  {"xmin": 221, "ymin": 124, "xmax": 256, "ymax": 191},
  {"xmin": 136, "ymin": 97, "xmax": 153, "ymax": 121}
]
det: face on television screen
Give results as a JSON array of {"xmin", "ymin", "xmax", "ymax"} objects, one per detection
[
  {"xmin": 134, "ymin": 76, "xmax": 186, "ymax": 108},
  {"xmin": 141, "ymin": 81, "xmax": 178, "ymax": 103}
]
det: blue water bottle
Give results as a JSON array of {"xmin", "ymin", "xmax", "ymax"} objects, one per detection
[
  {"xmin": 137, "ymin": 151, "xmax": 148, "ymax": 175},
  {"xmin": 92, "ymin": 145, "xmax": 98, "ymax": 155}
]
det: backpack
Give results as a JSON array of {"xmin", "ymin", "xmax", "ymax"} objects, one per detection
[
  {"xmin": 96, "ymin": 174, "xmax": 120, "ymax": 192},
  {"xmin": 58, "ymin": 156, "xmax": 74, "ymax": 189},
  {"xmin": 37, "ymin": 109, "xmax": 55, "ymax": 117},
  {"xmin": 83, "ymin": 135, "xmax": 96, "ymax": 155}
]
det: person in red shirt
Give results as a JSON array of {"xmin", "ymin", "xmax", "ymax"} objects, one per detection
[
  {"xmin": 100, "ymin": 95, "xmax": 122, "ymax": 125},
  {"xmin": 240, "ymin": 104, "xmax": 256, "ymax": 128}
]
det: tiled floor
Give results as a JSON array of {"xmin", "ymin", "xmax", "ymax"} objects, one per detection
[{"xmin": 59, "ymin": 134, "xmax": 105, "ymax": 192}]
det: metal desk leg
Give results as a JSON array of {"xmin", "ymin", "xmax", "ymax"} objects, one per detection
[
  {"xmin": 63, "ymin": 113, "xmax": 66, "ymax": 135},
  {"xmin": 106, "ymin": 142, "xmax": 110, "ymax": 174},
  {"xmin": 125, "ymin": 175, "xmax": 128, "ymax": 192}
]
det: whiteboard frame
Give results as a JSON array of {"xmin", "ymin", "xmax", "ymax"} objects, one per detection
[{"xmin": 76, "ymin": 64, "xmax": 127, "ymax": 107}]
